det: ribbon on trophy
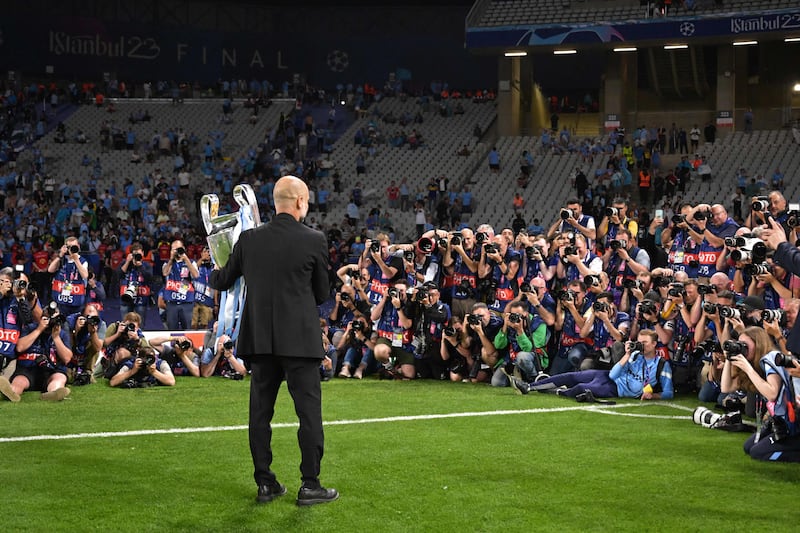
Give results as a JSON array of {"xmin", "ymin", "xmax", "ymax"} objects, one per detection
[{"xmin": 201, "ymin": 184, "xmax": 262, "ymax": 341}]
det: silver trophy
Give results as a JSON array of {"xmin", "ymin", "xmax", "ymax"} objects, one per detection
[{"xmin": 201, "ymin": 184, "xmax": 262, "ymax": 267}]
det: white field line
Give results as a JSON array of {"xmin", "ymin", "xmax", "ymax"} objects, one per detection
[{"xmin": 0, "ymin": 402, "xmax": 690, "ymax": 444}]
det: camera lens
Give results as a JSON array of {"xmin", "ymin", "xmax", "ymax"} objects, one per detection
[
  {"xmin": 176, "ymin": 247, "xmax": 186, "ymax": 256},
  {"xmin": 133, "ymin": 253, "xmax": 143, "ymax": 261},
  {"xmin": 223, "ymin": 340, "xmax": 233, "ymax": 350},
  {"xmin": 69, "ymin": 245, "xmax": 80, "ymax": 254}
]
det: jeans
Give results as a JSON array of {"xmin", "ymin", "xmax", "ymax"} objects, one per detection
[
  {"xmin": 120, "ymin": 303, "xmax": 148, "ymax": 323},
  {"xmin": 698, "ymin": 380, "xmax": 721, "ymax": 403},
  {"xmin": 515, "ymin": 351, "xmax": 541, "ymax": 381},
  {"xmin": 550, "ymin": 343, "xmax": 590, "ymax": 375},
  {"xmin": 165, "ymin": 302, "xmax": 194, "ymax": 330}
]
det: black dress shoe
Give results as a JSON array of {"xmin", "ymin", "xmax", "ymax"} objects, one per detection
[
  {"xmin": 256, "ymin": 482, "xmax": 287, "ymax": 503},
  {"xmin": 296, "ymin": 486, "xmax": 339, "ymax": 506}
]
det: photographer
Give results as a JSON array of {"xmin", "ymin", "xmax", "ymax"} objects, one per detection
[
  {"xmin": 517, "ymin": 233, "xmax": 553, "ymax": 285},
  {"xmin": 746, "ymin": 257, "xmax": 793, "ymax": 310},
  {"xmin": 47, "ymin": 236, "xmax": 90, "ymax": 317},
  {"xmin": 392, "ymin": 235, "xmax": 442, "ymax": 288},
  {"xmin": 761, "ymin": 217, "xmax": 800, "ymax": 356},
  {"xmin": 440, "ymin": 317, "xmax": 473, "ymax": 382},
  {"xmin": 694, "ymin": 290, "xmax": 736, "ymax": 348},
  {"xmin": 662, "ymin": 203, "xmax": 701, "ymax": 278},
  {"xmin": 493, "ymin": 301, "xmax": 548, "ymax": 387},
  {"xmin": 551, "ymin": 279, "xmax": 592, "ymax": 375},
  {"xmin": 597, "ymin": 198, "xmax": 638, "ymax": 251},
  {"xmin": 516, "ymin": 276, "xmax": 555, "ymax": 327},
  {"xmin": 555, "ymin": 233, "xmax": 602, "ymax": 285},
  {"xmin": 478, "ymin": 234, "xmax": 521, "ymax": 313},
  {"xmin": 0, "ymin": 268, "xmax": 25, "ymax": 401},
  {"xmin": 119, "ymin": 242, "xmax": 154, "ymax": 321},
  {"xmin": 546, "ymin": 198, "xmax": 597, "ymax": 250},
  {"xmin": 337, "ymin": 313, "xmax": 377, "ymax": 379},
  {"xmin": 579, "ymin": 292, "xmax": 629, "ymax": 370},
  {"xmin": 109, "ymin": 345, "xmax": 175, "ymax": 388},
  {"xmin": 602, "ymin": 228, "xmax": 650, "ymax": 303},
  {"xmin": 98, "ymin": 312, "xmax": 150, "ymax": 378},
  {"xmin": 161, "ymin": 239, "xmax": 199, "ymax": 330},
  {"xmin": 371, "ymin": 280, "xmax": 416, "ymax": 379},
  {"xmin": 360, "ymin": 232, "xmax": 405, "ymax": 306},
  {"xmin": 745, "ymin": 190, "xmax": 788, "ymax": 229},
  {"xmin": 442, "ymin": 228, "xmax": 480, "ymax": 319},
  {"xmin": 618, "ymin": 271, "xmax": 653, "ymax": 315},
  {"xmin": 685, "ymin": 203, "xmax": 739, "ymax": 278},
  {"xmin": 6, "ymin": 304, "xmax": 73, "ymax": 401},
  {"xmin": 199, "ymin": 333, "xmax": 247, "ymax": 378},
  {"xmin": 628, "ymin": 292, "xmax": 674, "ymax": 360},
  {"xmin": 463, "ymin": 303, "xmax": 502, "ymax": 383},
  {"xmin": 510, "ymin": 330, "xmax": 673, "ymax": 401},
  {"xmin": 697, "ymin": 341, "xmax": 726, "ymax": 404},
  {"xmin": 405, "ymin": 283, "xmax": 451, "ymax": 379},
  {"xmin": 148, "ymin": 335, "xmax": 201, "ymax": 377},
  {"xmin": 65, "ymin": 303, "xmax": 105, "ymax": 386},
  {"xmin": 192, "ymin": 246, "xmax": 218, "ymax": 329}
]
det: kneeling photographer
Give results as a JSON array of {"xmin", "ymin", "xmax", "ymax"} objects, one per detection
[
  {"xmin": 579, "ymin": 292, "xmax": 630, "ymax": 370},
  {"xmin": 66, "ymin": 303, "xmax": 106, "ymax": 386},
  {"xmin": 109, "ymin": 345, "xmax": 175, "ymax": 388},
  {"xmin": 199, "ymin": 333, "xmax": 247, "ymax": 379},
  {"xmin": 493, "ymin": 301, "xmax": 548, "ymax": 387}
]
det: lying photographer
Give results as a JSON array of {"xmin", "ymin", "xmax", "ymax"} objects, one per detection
[
  {"xmin": 492, "ymin": 301, "xmax": 548, "ymax": 387},
  {"xmin": 5, "ymin": 303, "xmax": 73, "ymax": 401},
  {"xmin": 198, "ymin": 333, "xmax": 247, "ymax": 378},
  {"xmin": 109, "ymin": 345, "xmax": 175, "ymax": 388},
  {"xmin": 147, "ymin": 335, "xmax": 201, "ymax": 377},
  {"xmin": 96, "ymin": 312, "xmax": 150, "ymax": 379},
  {"xmin": 508, "ymin": 330, "xmax": 674, "ymax": 401}
]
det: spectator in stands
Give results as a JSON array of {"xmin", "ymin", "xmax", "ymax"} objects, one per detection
[{"xmin": 488, "ymin": 147, "xmax": 500, "ymax": 173}]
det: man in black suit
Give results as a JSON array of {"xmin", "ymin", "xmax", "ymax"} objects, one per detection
[{"xmin": 209, "ymin": 175, "xmax": 338, "ymax": 506}]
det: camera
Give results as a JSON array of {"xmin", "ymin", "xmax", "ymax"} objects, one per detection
[
  {"xmin": 557, "ymin": 290, "xmax": 575, "ymax": 302},
  {"xmin": 605, "ymin": 207, "xmax": 619, "ymax": 217},
  {"xmin": 762, "ymin": 309, "xmax": 785, "ymax": 325},
  {"xmin": 475, "ymin": 232, "xmax": 489, "ymax": 245},
  {"xmin": 351, "ymin": 321, "xmax": 364, "ymax": 332},
  {"xmin": 744, "ymin": 263, "xmax": 769, "ymax": 276},
  {"xmin": 627, "ymin": 340, "xmax": 643, "ymax": 353},
  {"xmin": 68, "ymin": 244, "xmax": 80, "ymax": 255},
  {"xmin": 450, "ymin": 234, "xmax": 462, "ymax": 246},
  {"xmin": 520, "ymin": 282, "xmax": 532, "ymax": 293},
  {"xmin": 693, "ymin": 210, "xmax": 712, "ymax": 221},
  {"xmin": 222, "ymin": 340, "xmax": 234, "ymax": 350},
  {"xmin": 593, "ymin": 301, "xmax": 609, "ymax": 312},
  {"xmin": 370, "ymin": 242, "xmax": 380, "ymax": 253},
  {"xmin": 415, "ymin": 288, "xmax": 428, "ymax": 302},
  {"xmin": 584, "ymin": 274, "xmax": 601, "ymax": 287},
  {"xmin": 751, "ymin": 197, "xmax": 769, "ymax": 212},
  {"xmin": 459, "ymin": 279, "xmax": 472, "ymax": 291},
  {"xmin": 560, "ymin": 208, "xmax": 576, "ymax": 220},
  {"xmin": 443, "ymin": 325, "xmax": 456, "ymax": 337},
  {"xmin": 44, "ymin": 301, "xmax": 59, "ymax": 317},
  {"xmin": 340, "ymin": 293, "xmax": 351, "ymax": 302},
  {"xmin": 639, "ymin": 300, "xmax": 656, "ymax": 316},
  {"xmin": 177, "ymin": 339, "xmax": 192, "ymax": 350},
  {"xmin": 387, "ymin": 287, "xmax": 399, "ymax": 299},
  {"xmin": 691, "ymin": 339, "xmax": 719, "ymax": 359},
  {"xmin": 693, "ymin": 406, "xmax": 724, "ymax": 428},
  {"xmin": 175, "ymin": 246, "xmax": 186, "ymax": 256},
  {"xmin": 508, "ymin": 312, "xmax": 521, "ymax": 324},
  {"xmin": 702, "ymin": 302, "xmax": 719, "ymax": 314},
  {"xmin": 696, "ymin": 284, "xmax": 715, "ymax": 295},
  {"xmin": 436, "ymin": 238, "xmax": 448, "ymax": 249},
  {"xmin": 467, "ymin": 314, "xmax": 481, "ymax": 326},
  {"xmin": 12, "ymin": 279, "xmax": 27, "ymax": 291},
  {"xmin": 121, "ymin": 282, "xmax": 139, "ymax": 305},
  {"xmin": 133, "ymin": 252, "xmax": 143, "ymax": 262},
  {"xmin": 610, "ymin": 239, "xmax": 626, "ymax": 251},
  {"xmin": 667, "ymin": 283, "xmax": 686, "ymax": 298},
  {"xmin": 125, "ymin": 322, "xmax": 137, "ymax": 332},
  {"xmin": 525, "ymin": 246, "xmax": 541, "ymax": 260},
  {"xmin": 724, "ymin": 236, "xmax": 746, "ymax": 248},
  {"xmin": 404, "ymin": 251, "xmax": 415, "ymax": 263},
  {"xmin": 723, "ymin": 339, "xmax": 748, "ymax": 357},
  {"xmin": 719, "ymin": 307, "xmax": 741, "ymax": 320},
  {"xmin": 773, "ymin": 353, "xmax": 800, "ymax": 368},
  {"xmin": 651, "ymin": 275, "xmax": 671, "ymax": 288},
  {"xmin": 672, "ymin": 214, "xmax": 686, "ymax": 224},
  {"xmin": 139, "ymin": 352, "xmax": 156, "ymax": 367},
  {"xmin": 46, "ymin": 313, "xmax": 67, "ymax": 331},
  {"xmin": 85, "ymin": 315, "xmax": 100, "ymax": 327},
  {"xmin": 729, "ymin": 238, "xmax": 767, "ymax": 263},
  {"xmin": 787, "ymin": 205, "xmax": 800, "ymax": 228},
  {"xmin": 484, "ymin": 244, "xmax": 498, "ymax": 255},
  {"xmin": 622, "ymin": 278, "xmax": 640, "ymax": 290}
]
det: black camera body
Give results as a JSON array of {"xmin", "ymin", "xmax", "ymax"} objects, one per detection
[
  {"xmin": 606, "ymin": 207, "xmax": 619, "ymax": 217},
  {"xmin": 443, "ymin": 325, "xmax": 456, "ymax": 337},
  {"xmin": 484, "ymin": 244, "xmax": 498, "ymax": 255},
  {"xmin": 774, "ymin": 353, "xmax": 800, "ymax": 368},
  {"xmin": 560, "ymin": 208, "xmax": 576, "ymax": 220},
  {"xmin": 177, "ymin": 340, "xmax": 192, "ymax": 350},
  {"xmin": 222, "ymin": 340, "xmax": 234, "ymax": 350},
  {"xmin": 351, "ymin": 321, "xmax": 364, "ymax": 332},
  {"xmin": 651, "ymin": 275, "xmax": 671, "ymax": 288},
  {"xmin": 508, "ymin": 312, "xmax": 521, "ymax": 324},
  {"xmin": 593, "ymin": 301, "xmax": 609, "ymax": 312},
  {"xmin": 520, "ymin": 282, "xmax": 532, "ymax": 293},
  {"xmin": 467, "ymin": 314, "xmax": 481, "ymax": 326},
  {"xmin": 525, "ymin": 246, "xmax": 541, "ymax": 260},
  {"xmin": 667, "ymin": 282, "xmax": 686, "ymax": 298},
  {"xmin": 639, "ymin": 300, "xmax": 657, "ymax": 316},
  {"xmin": 69, "ymin": 244, "xmax": 80, "ymax": 255},
  {"xmin": 672, "ymin": 214, "xmax": 686, "ymax": 224},
  {"xmin": 622, "ymin": 278, "xmax": 640, "ymax": 290},
  {"xmin": 175, "ymin": 246, "xmax": 186, "ymax": 256},
  {"xmin": 557, "ymin": 290, "xmax": 575, "ymax": 302},
  {"xmin": 125, "ymin": 322, "xmax": 137, "ymax": 332},
  {"xmin": 696, "ymin": 284, "xmax": 715, "ymax": 295},
  {"xmin": 702, "ymin": 302, "xmax": 718, "ymax": 314},
  {"xmin": 723, "ymin": 339, "xmax": 748, "ymax": 357},
  {"xmin": 133, "ymin": 252, "xmax": 143, "ymax": 262},
  {"xmin": 610, "ymin": 239, "xmax": 626, "ymax": 251},
  {"xmin": 139, "ymin": 353, "xmax": 156, "ymax": 367},
  {"xmin": 387, "ymin": 288, "xmax": 399, "ymax": 299},
  {"xmin": 85, "ymin": 315, "xmax": 101, "ymax": 327},
  {"xmin": 627, "ymin": 340, "xmax": 643, "ymax": 353},
  {"xmin": 475, "ymin": 232, "xmax": 489, "ymax": 245},
  {"xmin": 693, "ymin": 210, "xmax": 712, "ymax": 220},
  {"xmin": 450, "ymin": 234, "xmax": 462, "ymax": 246},
  {"xmin": 340, "ymin": 293, "xmax": 351, "ymax": 302},
  {"xmin": 415, "ymin": 288, "xmax": 428, "ymax": 302},
  {"xmin": 404, "ymin": 251, "xmax": 415, "ymax": 263}
]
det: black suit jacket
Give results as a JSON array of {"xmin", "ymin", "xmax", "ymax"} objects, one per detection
[
  {"xmin": 774, "ymin": 242, "xmax": 800, "ymax": 355},
  {"xmin": 209, "ymin": 213, "xmax": 329, "ymax": 358}
]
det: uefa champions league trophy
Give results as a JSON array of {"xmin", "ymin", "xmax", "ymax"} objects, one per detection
[{"xmin": 201, "ymin": 184, "xmax": 262, "ymax": 339}]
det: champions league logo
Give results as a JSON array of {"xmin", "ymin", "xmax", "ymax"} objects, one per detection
[
  {"xmin": 326, "ymin": 50, "xmax": 349, "ymax": 72},
  {"xmin": 679, "ymin": 22, "xmax": 695, "ymax": 37}
]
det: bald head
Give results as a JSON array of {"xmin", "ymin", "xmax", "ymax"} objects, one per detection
[{"xmin": 273, "ymin": 175, "xmax": 309, "ymax": 220}]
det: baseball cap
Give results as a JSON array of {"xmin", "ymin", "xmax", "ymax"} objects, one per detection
[{"xmin": 741, "ymin": 295, "xmax": 765, "ymax": 311}]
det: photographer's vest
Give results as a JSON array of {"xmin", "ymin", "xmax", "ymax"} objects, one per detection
[
  {"xmin": 602, "ymin": 219, "xmax": 632, "ymax": 250},
  {"xmin": 164, "ymin": 261, "xmax": 195, "ymax": 303},
  {"xmin": 16, "ymin": 324, "xmax": 67, "ymax": 371},
  {"xmin": 51, "ymin": 257, "xmax": 88, "ymax": 307},
  {"xmin": 366, "ymin": 261, "xmax": 394, "ymax": 306},
  {"xmin": 607, "ymin": 246, "xmax": 642, "ymax": 290},
  {"xmin": 564, "ymin": 252, "xmax": 598, "ymax": 283},
  {"xmin": 593, "ymin": 311, "xmax": 629, "ymax": 348},
  {"xmin": 193, "ymin": 263, "xmax": 215, "ymax": 307},
  {"xmin": 557, "ymin": 215, "xmax": 594, "ymax": 250},
  {"xmin": 668, "ymin": 230, "xmax": 699, "ymax": 278},
  {"xmin": 488, "ymin": 250, "xmax": 521, "ymax": 313},
  {"xmin": 451, "ymin": 250, "xmax": 478, "ymax": 301},
  {"xmin": 375, "ymin": 304, "xmax": 414, "ymax": 352},
  {"xmin": 0, "ymin": 297, "xmax": 21, "ymax": 359},
  {"xmin": 559, "ymin": 300, "xmax": 592, "ymax": 348},
  {"xmin": 697, "ymin": 220, "xmax": 737, "ymax": 278},
  {"xmin": 120, "ymin": 268, "xmax": 151, "ymax": 306}
]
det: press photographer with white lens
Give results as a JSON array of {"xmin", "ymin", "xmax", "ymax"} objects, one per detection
[{"xmin": 119, "ymin": 242, "xmax": 154, "ymax": 322}]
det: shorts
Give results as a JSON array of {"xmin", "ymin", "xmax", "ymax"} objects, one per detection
[
  {"xmin": 375, "ymin": 338, "xmax": 415, "ymax": 366},
  {"xmin": 192, "ymin": 304, "xmax": 215, "ymax": 329},
  {"xmin": 13, "ymin": 364, "xmax": 66, "ymax": 392}
]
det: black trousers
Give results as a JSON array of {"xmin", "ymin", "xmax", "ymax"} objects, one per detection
[{"xmin": 249, "ymin": 356, "xmax": 324, "ymax": 488}]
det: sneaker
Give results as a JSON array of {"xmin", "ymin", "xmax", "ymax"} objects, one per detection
[
  {"xmin": 501, "ymin": 367, "xmax": 529, "ymax": 395},
  {"xmin": 256, "ymin": 482, "xmax": 287, "ymax": 503},
  {"xmin": 575, "ymin": 389, "xmax": 596, "ymax": 403},
  {"xmin": 338, "ymin": 367, "xmax": 351, "ymax": 378},
  {"xmin": 553, "ymin": 385, "xmax": 569, "ymax": 396},
  {"xmin": 41, "ymin": 387, "xmax": 71, "ymax": 402},
  {"xmin": 353, "ymin": 368, "xmax": 363, "ymax": 379},
  {"xmin": 0, "ymin": 376, "xmax": 20, "ymax": 403}
]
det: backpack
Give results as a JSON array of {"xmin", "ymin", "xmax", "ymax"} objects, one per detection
[{"xmin": 759, "ymin": 352, "xmax": 799, "ymax": 440}]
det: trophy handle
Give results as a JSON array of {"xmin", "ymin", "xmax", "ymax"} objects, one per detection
[
  {"xmin": 233, "ymin": 184, "xmax": 262, "ymax": 227},
  {"xmin": 200, "ymin": 194, "xmax": 220, "ymax": 235}
]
